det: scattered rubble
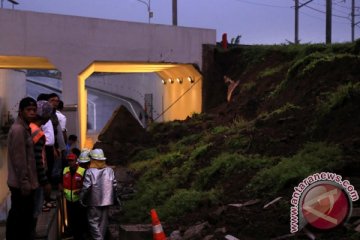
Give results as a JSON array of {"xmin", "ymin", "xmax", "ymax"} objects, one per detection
[
  {"xmin": 263, "ymin": 197, "xmax": 282, "ymax": 209},
  {"xmin": 228, "ymin": 199, "xmax": 261, "ymax": 208},
  {"xmin": 224, "ymin": 235, "xmax": 240, "ymax": 240}
]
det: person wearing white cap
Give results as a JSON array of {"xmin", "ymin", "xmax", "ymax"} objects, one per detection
[
  {"xmin": 79, "ymin": 148, "xmax": 117, "ymax": 240},
  {"xmin": 77, "ymin": 149, "xmax": 91, "ymax": 170}
]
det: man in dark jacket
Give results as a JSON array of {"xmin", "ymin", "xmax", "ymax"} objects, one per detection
[{"xmin": 6, "ymin": 97, "xmax": 39, "ymax": 240}]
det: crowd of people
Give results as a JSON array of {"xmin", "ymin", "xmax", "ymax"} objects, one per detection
[{"xmin": 6, "ymin": 94, "xmax": 117, "ymax": 240}]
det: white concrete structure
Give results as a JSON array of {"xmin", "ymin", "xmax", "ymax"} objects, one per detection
[
  {"xmin": 87, "ymin": 73, "xmax": 163, "ymax": 121},
  {"xmin": 0, "ymin": 8, "xmax": 216, "ymax": 147},
  {"xmin": 0, "ymin": 70, "xmax": 26, "ymax": 127}
]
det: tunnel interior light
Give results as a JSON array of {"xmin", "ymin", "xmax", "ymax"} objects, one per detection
[
  {"xmin": 176, "ymin": 78, "xmax": 183, "ymax": 84},
  {"xmin": 168, "ymin": 78, "xmax": 174, "ymax": 84},
  {"xmin": 161, "ymin": 79, "xmax": 166, "ymax": 84},
  {"xmin": 187, "ymin": 76, "xmax": 194, "ymax": 83}
]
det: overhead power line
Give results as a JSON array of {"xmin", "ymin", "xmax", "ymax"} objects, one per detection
[
  {"xmin": 312, "ymin": 1, "xmax": 352, "ymax": 15},
  {"xmin": 334, "ymin": 1, "xmax": 352, "ymax": 10},
  {"xmin": 233, "ymin": 0, "xmax": 291, "ymax": 9},
  {"xmin": 300, "ymin": 10, "xmax": 350, "ymax": 24},
  {"xmin": 296, "ymin": 0, "xmax": 359, "ymax": 43},
  {"xmin": 304, "ymin": 4, "xmax": 350, "ymax": 20}
]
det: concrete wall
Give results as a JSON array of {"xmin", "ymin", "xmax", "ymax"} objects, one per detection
[
  {"xmin": 0, "ymin": 70, "xmax": 26, "ymax": 127},
  {"xmin": 0, "ymin": 138, "xmax": 10, "ymax": 221},
  {"xmin": 0, "ymin": 70, "xmax": 26, "ymax": 220},
  {"xmin": 87, "ymin": 73, "xmax": 164, "ymax": 121},
  {"xmin": 0, "ymin": 8, "xmax": 215, "ymax": 102},
  {"xmin": 0, "ymin": 9, "xmax": 216, "ymax": 140},
  {"xmin": 201, "ymin": 45, "xmax": 227, "ymax": 111}
]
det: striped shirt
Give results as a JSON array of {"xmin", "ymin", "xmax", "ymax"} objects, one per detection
[{"xmin": 34, "ymin": 136, "xmax": 49, "ymax": 186}]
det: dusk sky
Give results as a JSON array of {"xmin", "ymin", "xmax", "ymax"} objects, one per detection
[{"xmin": 3, "ymin": 0, "xmax": 359, "ymax": 44}]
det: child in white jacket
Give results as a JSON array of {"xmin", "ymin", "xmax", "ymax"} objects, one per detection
[{"xmin": 80, "ymin": 148, "xmax": 117, "ymax": 240}]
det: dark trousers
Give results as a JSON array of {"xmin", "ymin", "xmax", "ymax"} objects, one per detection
[
  {"xmin": 6, "ymin": 187, "xmax": 35, "ymax": 240},
  {"xmin": 66, "ymin": 200, "xmax": 88, "ymax": 240},
  {"xmin": 45, "ymin": 145, "xmax": 55, "ymax": 184}
]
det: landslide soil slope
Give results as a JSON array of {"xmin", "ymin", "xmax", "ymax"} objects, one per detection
[{"xmin": 113, "ymin": 41, "xmax": 360, "ymax": 240}]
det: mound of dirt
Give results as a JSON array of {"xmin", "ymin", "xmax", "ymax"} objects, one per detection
[
  {"xmin": 107, "ymin": 42, "xmax": 360, "ymax": 239},
  {"xmin": 168, "ymin": 44, "xmax": 360, "ymax": 238},
  {"xmin": 94, "ymin": 106, "xmax": 149, "ymax": 164}
]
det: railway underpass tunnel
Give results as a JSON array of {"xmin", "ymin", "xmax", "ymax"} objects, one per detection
[
  {"xmin": 0, "ymin": 57, "xmax": 203, "ymax": 228},
  {"xmin": 79, "ymin": 62, "xmax": 203, "ymax": 149}
]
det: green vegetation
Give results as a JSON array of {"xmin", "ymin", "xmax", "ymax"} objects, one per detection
[
  {"xmin": 131, "ymin": 147, "xmax": 158, "ymax": 162},
  {"xmin": 158, "ymin": 189, "xmax": 220, "ymax": 220},
  {"xmin": 124, "ymin": 142, "xmax": 216, "ymax": 222},
  {"xmin": 121, "ymin": 41, "xmax": 358, "ymax": 240},
  {"xmin": 224, "ymin": 134, "xmax": 250, "ymax": 151},
  {"xmin": 257, "ymin": 64, "xmax": 286, "ymax": 79},
  {"xmin": 258, "ymin": 102, "xmax": 301, "ymax": 121},
  {"xmin": 125, "ymin": 137, "xmax": 344, "ymax": 222},
  {"xmin": 240, "ymin": 81, "xmax": 256, "ymax": 93},
  {"xmin": 266, "ymin": 41, "xmax": 360, "ymax": 97},
  {"xmin": 316, "ymin": 82, "xmax": 360, "ymax": 119},
  {"xmin": 193, "ymin": 153, "xmax": 275, "ymax": 190},
  {"xmin": 231, "ymin": 116, "xmax": 250, "ymax": 130},
  {"xmin": 247, "ymin": 142, "xmax": 343, "ymax": 196},
  {"xmin": 211, "ymin": 125, "xmax": 230, "ymax": 135}
]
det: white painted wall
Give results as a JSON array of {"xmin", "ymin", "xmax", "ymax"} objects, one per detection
[
  {"xmin": 0, "ymin": 8, "xmax": 216, "ymax": 141},
  {"xmin": 87, "ymin": 73, "xmax": 164, "ymax": 121},
  {"xmin": 0, "ymin": 8, "xmax": 215, "ymax": 103},
  {"xmin": 0, "ymin": 70, "xmax": 26, "ymax": 220},
  {"xmin": 0, "ymin": 138, "xmax": 10, "ymax": 222},
  {"xmin": 0, "ymin": 70, "xmax": 26, "ymax": 127}
]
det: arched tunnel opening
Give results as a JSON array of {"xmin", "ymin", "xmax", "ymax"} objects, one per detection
[
  {"xmin": 0, "ymin": 56, "xmax": 204, "ymax": 238},
  {"xmin": 84, "ymin": 72, "xmax": 160, "ymax": 147},
  {"xmin": 79, "ymin": 62, "xmax": 203, "ymax": 149},
  {"xmin": 0, "ymin": 56, "xmax": 204, "ymax": 149}
]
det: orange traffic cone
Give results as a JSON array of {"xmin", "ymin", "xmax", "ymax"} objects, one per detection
[{"xmin": 151, "ymin": 209, "xmax": 167, "ymax": 240}]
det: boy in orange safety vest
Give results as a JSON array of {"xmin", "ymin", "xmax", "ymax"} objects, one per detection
[
  {"xmin": 30, "ymin": 100, "xmax": 53, "ymax": 237},
  {"xmin": 63, "ymin": 153, "xmax": 86, "ymax": 240}
]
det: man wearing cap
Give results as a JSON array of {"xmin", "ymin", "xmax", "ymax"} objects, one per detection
[
  {"xmin": 63, "ymin": 153, "xmax": 86, "ymax": 240},
  {"xmin": 6, "ymin": 97, "xmax": 38, "ymax": 240},
  {"xmin": 80, "ymin": 148, "xmax": 117, "ymax": 240}
]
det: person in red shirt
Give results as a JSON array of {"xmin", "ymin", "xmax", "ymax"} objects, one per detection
[{"xmin": 62, "ymin": 153, "xmax": 86, "ymax": 239}]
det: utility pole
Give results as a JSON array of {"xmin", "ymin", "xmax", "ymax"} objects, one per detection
[
  {"xmin": 294, "ymin": 0, "xmax": 313, "ymax": 44},
  {"xmin": 295, "ymin": 0, "xmax": 299, "ymax": 44},
  {"xmin": 136, "ymin": 0, "xmax": 153, "ymax": 23},
  {"xmin": 172, "ymin": 0, "xmax": 177, "ymax": 26},
  {"xmin": 326, "ymin": 0, "xmax": 332, "ymax": 44},
  {"xmin": 351, "ymin": 0, "xmax": 359, "ymax": 42},
  {"xmin": 352, "ymin": 0, "xmax": 355, "ymax": 42}
]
